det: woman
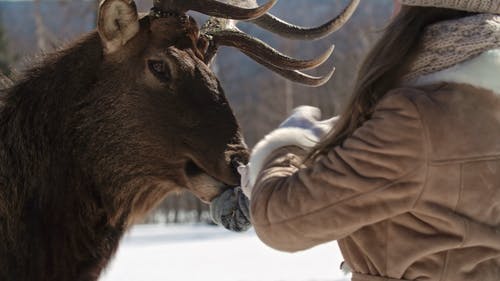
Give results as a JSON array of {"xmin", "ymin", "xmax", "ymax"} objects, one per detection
[{"xmin": 242, "ymin": 1, "xmax": 500, "ymax": 280}]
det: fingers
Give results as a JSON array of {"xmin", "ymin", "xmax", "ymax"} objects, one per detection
[
  {"xmin": 292, "ymin": 106, "xmax": 322, "ymax": 120},
  {"xmin": 313, "ymin": 123, "xmax": 332, "ymax": 137},
  {"xmin": 278, "ymin": 105, "xmax": 340, "ymax": 139},
  {"xmin": 209, "ymin": 187, "xmax": 252, "ymax": 232},
  {"xmin": 280, "ymin": 106, "xmax": 322, "ymax": 129},
  {"xmin": 318, "ymin": 115, "xmax": 340, "ymax": 125},
  {"xmin": 315, "ymin": 115, "xmax": 340, "ymax": 136}
]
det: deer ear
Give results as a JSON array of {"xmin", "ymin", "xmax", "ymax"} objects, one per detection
[{"xmin": 98, "ymin": 0, "xmax": 140, "ymax": 54}]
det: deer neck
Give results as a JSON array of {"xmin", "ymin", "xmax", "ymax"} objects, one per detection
[{"xmin": 0, "ymin": 32, "xmax": 126, "ymax": 281}]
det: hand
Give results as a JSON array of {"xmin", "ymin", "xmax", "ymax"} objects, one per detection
[
  {"xmin": 209, "ymin": 187, "xmax": 251, "ymax": 232},
  {"xmin": 244, "ymin": 106, "xmax": 340, "ymax": 198},
  {"xmin": 279, "ymin": 106, "xmax": 338, "ymax": 140}
]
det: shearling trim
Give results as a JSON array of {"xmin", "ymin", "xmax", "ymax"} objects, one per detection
[
  {"xmin": 249, "ymin": 127, "xmax": 318, "ymax": 187},
  {"xmin": 409, "ymin": 48, "xmax": 500, "ymax": 95}
]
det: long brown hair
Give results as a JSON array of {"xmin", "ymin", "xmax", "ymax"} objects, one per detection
[{"xmin": 310, "ymin": 6, "xmax": 474, "ymax": 159}]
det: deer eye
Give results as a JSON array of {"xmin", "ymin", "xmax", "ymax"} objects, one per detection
[{"xmin": 148, "ymin": 60, "xmax": 171, "ymax": 82}]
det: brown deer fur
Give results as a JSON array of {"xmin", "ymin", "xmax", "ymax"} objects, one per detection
[{"xmin": 0, "ymin": 2, "xmax": 248, "ymax": 280}]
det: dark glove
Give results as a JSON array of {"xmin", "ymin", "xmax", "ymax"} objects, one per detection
[{"xmin": 209, "ymin": 187, "xmax": 251, "ymax": 232}]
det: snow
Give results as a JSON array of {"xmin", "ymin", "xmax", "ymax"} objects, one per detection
[{"xmin": 100, "ymin": 224, "xmax": 351, "ymax": 281}]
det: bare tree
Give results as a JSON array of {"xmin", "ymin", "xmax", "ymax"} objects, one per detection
[
  {"xmin": 33, "ymin": 0, "xmax": 59, "ymax": 51},
  {"xmin": 0, "ymin": 14, "xmax": 10, "ymax": 75}
]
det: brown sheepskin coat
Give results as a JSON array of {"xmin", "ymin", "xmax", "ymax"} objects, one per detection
[{"xmin": 250, "ymin": 81, "xmax": 500, "ymax": 281}]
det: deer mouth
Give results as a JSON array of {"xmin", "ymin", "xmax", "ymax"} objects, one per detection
[
  {"xmin": 184, "ymin": 160, "xmax": 204, "ymax": 177},
  {"xmin": 183, "ymin": 159, "xmax": 234, "ymax": 203}
]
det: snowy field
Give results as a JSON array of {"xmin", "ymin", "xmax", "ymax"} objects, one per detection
[{"xmin": 100, "ymin": 224, "xmax": 350, "ymax": 281}]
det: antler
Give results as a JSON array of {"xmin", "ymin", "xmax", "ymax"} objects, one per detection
[
  {"xmin": 153, "ymin": 0, "xmax": 277, "ymax": 20},
  {"xmin": 249, "ymin": 0, "xmax": 360, "ymax": 40},
  {"xmin": 153, "ymin": 0, "xmax": 359, "ymax": 87}
]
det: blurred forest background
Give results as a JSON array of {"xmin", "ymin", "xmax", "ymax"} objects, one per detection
[{"xmin": 0, "ymin": 0, "xmax": 392, "ymax": 224}]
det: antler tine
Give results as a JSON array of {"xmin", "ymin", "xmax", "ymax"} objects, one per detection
[
  {"xmin": 154, "ymin": 0, "xmax": 277, "ymax": 20},
  {"xmin": 250, "ymin": 0, "xmax": 360, "ymax": 40},
  {"xmin": 243, "ymin": 49, "xmax": 336, "ymax": 87},
  {"xmin": 210, "ymin": 29, "xmax": 335, "ymax": 70}
]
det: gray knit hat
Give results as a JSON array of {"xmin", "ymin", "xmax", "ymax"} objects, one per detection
[{"xmin": 399, "ymin": 0, "xmax": 500, "ymax": 14}]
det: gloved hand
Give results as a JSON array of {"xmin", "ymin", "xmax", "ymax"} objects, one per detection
[
  {"xmin": 279, "ymin": 106, "xmax": 338, "ymax": 141},
  {"xmin": 209, "ymin": 187, "xmax": 251, "ymax": 232},
  {"xmin": 241, "ymin": 106, "xmax": 339, "ymax": 199}
]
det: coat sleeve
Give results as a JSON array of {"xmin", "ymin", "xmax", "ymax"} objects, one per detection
[{"xmin": 250, "ymin": 91, "xmax": 428, "ymax": 252}]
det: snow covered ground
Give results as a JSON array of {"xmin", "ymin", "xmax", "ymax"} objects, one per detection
[{"xmin": 100, "ymin": 224, "xmax": 350, "ymax": 281}]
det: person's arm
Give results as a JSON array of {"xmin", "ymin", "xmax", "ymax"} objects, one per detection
[{"xmin": 250, "ymin": 91, "xmax": 428, "ymax": 252}]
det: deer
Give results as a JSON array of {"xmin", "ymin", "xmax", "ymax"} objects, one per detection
[{"xmin": 0, "ymin": 0, "xmax": 358, "ymax": 280}]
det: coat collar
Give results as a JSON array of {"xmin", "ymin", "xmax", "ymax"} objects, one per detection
[{"xmin": 408, "ymin": 48, "xmax": 500, "ymax": 95}]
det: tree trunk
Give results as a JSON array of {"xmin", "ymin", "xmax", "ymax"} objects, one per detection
[{"xmin": 33, "ymin": 0, "xmax": 58, "ymax": 51}]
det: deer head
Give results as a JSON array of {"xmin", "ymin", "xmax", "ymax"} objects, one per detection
[
  {"xmin": 93, "ymin": 0, "xmax": 258, "ymax": 215},
  {"xmin": 93, "ymin": 0, "xmax": 362, "ymax": 225},
  {"xmin": 92, "ymin": 0, "xmax": 359, "ymax": 216}
]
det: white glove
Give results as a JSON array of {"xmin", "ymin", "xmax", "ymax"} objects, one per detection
[
  {"xmin": 241, "ymin": 106, "xmax": 339, "ymax": 200},
  {"xmin": 279, "ymin": 106, "xmax": 338, "ymax": 140}
]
